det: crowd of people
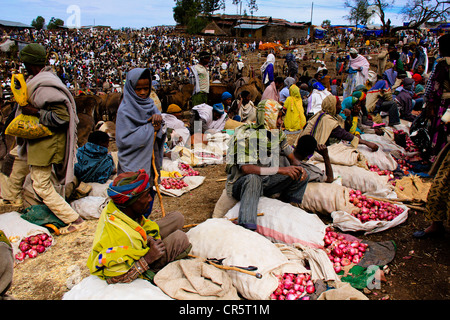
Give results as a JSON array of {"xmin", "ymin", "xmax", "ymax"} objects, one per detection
[
  {"xmin": 1, "ymin": 26, "xmax": 250, "ymax": 98},
  {"xmin": 0, "ymin": 24, "xmax": 448, "ymax": 299}
]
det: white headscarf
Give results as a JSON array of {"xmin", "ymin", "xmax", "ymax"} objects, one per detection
[{"xmin": 260, "ymin": 53, "xmax": 275, "ymax": 74}]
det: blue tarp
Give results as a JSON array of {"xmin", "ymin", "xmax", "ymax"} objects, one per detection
[
  {"xmin": 314, "ymin": 29, "xmax": 326, "ymax": 39},
  {"xmin": 365, "ymin": 29, "xmax": 384, "ymax": 37}
]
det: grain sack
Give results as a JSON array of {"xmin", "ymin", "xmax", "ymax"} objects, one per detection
[
  {"xmin": 357, "ymin": 144, "xmax": 398, "ymax": 171},
  {"xmin": 186, "ymin": 218, "xmax": 309, "ymax": 300},
  {"xmin": 70, "ymin": 196, "xmax": 108, "ymax": 220},
  {"xmin": 310, "ymin": 143, "xmax": 366, "ymax": 167},
  {"xmin": 309, "ymin": 161, "xmax": 391, "ymax": 194},
  {"xmin": 301, "ymin": 183, "xmax": 357, "ymax": 215},
  {"xmin": 63, "ymin": 275, "xmax": 172, "ymax": 300},
  {"xmin": 0, "ymin": 211, "xmax": 53, "ymax": 257},
  {"xmin": 225, "ymin": 197, "xmax": 326, "ymax": 249},
  {"xmin": 153, "ymin": 258, "xmax": 240, "ymax": 300}
]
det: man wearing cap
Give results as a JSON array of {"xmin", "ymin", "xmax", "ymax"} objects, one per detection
[
  {"xmin": 189, "ymin": 51, "xmax": 211, "ymax": 107},
  {"xmin": 162, "ymin": 104, "xmax": 190, "ymax": 148},
  {"xmin": 189, "ymin": 102, "xmax": 228, "ymax": 137},
  {"xmin": 87, "ymin": 170, "xmax": 191, "ymax": 284},
  {"xmin": 0, "ymin": 43, "xmax": 85, "ymax": 235}
]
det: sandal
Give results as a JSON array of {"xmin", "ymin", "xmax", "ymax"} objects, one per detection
[{"xmin": 59, "ymin": 220, "xmax": 88, "ymax": 235}]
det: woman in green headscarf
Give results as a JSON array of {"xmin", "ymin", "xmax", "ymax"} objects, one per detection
[
  {"xmin": 298, "ymin": 95, "xmax": 378, "ymax": 151},
  {"xmin": 225, "ymin": 99, "xmax": 310, "ymax": 230}
]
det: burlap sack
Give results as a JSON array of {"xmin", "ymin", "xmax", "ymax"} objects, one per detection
[
  {"xmin": 153, "ymin": 258, "xmax": 240, "ymax": 300},
  {"xmin": 300, "ymin": 182, "xmax": 357, "ymax": 215},
  {"xmin": 394, "ymin": 175, "xmax": 431, "ymax": 202},
  {"xmin": 310, "ymin": 143, "xmax": 366, "ymax": 168}
]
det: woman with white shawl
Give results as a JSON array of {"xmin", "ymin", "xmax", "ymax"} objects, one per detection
[
  {"xmin": 261, "ymin": 53, "xmax": 276, "ymax": 87},
  {"xmin": 343, "ymin": 48, "xmax": 370, "ymax": 98}
]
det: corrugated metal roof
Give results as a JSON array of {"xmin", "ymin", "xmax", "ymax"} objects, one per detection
[
  {"xmin": 0, "ymin": 20, "xmax": 33, "ymax": 28},
  {"xmin": 234, "ymin": 24, "xmax": 266, "ymax": 30}
]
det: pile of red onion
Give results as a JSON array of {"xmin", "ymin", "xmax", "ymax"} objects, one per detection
[
  {"xmin": 271, "ymin": 273, "xmax": 315, "ymax": 300},
  {"xmin": 368, "ymin": 164, "xmax": 394, "ymax": 180},
  {"xmin": 179, "ymin": 163, "xmax": 200, "ymax": 176},
  {"xmin": 349, "ymin": 189, "xmax": 404, "ymax": 222},
  {"xmin": 324, "ymin": 227, "xmax": 368, "ymax": 273},
  {"xmin": 15, "ymin": 233, "xmax": 53, "ymax": 261},
  {"xmin": 161, "ymin": 178, "xmax": 189, "ymax": 190},
  {"xmin": 393, "ymin": 129, "xmax": 418, "ymax": 153}
]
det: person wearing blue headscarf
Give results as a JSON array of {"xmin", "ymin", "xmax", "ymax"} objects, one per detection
[{"xmin": 116, "ymin": 68, "xmax": 165, "ymax": 177}]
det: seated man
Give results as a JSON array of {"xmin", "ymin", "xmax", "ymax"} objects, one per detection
[
  {"xmin": 74, "ymin": 131, "xmax": 116, "ymax": 184},
  {"xmin": 87, "ymin": 170, "xmax": 191, "ymax": 284},
  {"xmin": 188, "ymin": 103, "xmax": 228, "ymax": 140},
  {"xmin": 226, "ymin": 99, "xmax": 309, "ymax": 230},
  {"xmin": 161, "ymin": 104, "xmax": 190, "ymax": 148}
]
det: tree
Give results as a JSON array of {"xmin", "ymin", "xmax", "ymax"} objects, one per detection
[
  {"xmin": 247, "ymin": 0, "xmax": 258, "ymax": 16},
  {"xmin": 387, "ymin": 0, "xmax": 449, "ymax": 35},
  {"xmin": 369, "ymin": 0, "xmax": 394, "ymax": 32},
  {"xmin": 47, "ymin": 17, "xmax": 64, "ymax": 30},
  {"xmin": 322, "ymin": 19, "xmax": 331, "ymax": 27},
  {"xmin": 401, "ymin": 0, "xmax": 449, "ymax": 28},
  {"xmin": 344, "ymin": 0, "xmax": 373, "ymax": 25},
  {"xmin": 31, "ymin": 16, "xmax": 45, "ymax": 30}
]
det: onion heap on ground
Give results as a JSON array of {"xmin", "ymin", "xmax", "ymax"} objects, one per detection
[
  {"xmin": 349, "ymin": 189, "xmax": 404, "ymax": 222},
  {"xmin": 161, "ymin": 178, "xmax": 189, "ymax": 190},
  {"xmin": 324, "ymin": 227, "xmax": 368, "ymax": 273},
  {"xmin": 15, "ymin": 233, "xmax": 53, "ymax": 262},
  {"xmin": 271, "ymin": 273, "xmax": 315, "ymax": 300},
  {"xmin": 178, "ymin": 163, "xmax": 200, "ymax": 176}
]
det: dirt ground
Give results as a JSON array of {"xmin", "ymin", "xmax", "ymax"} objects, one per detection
[
  {"xmin": 7, "ymin": 150, "xmax": 450, "ymax": 301},
  {"xmin": 4, "ymin": 44, "xmax": 450, "ymax": 301}
]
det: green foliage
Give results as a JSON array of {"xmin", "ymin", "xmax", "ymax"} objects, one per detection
[
  {"xmin": 31, "ymin": 16, "xmax": 45, "ymax": 30},
  {"xmin": 47, "ymin": 17, "xmax": 64, "ymax": 30}
]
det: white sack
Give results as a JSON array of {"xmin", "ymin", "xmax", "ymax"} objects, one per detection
[{"xmin": 62, "ymin": 275, "xmax": 172, "ymax": 300}]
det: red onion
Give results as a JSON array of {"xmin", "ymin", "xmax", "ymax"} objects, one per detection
[
  {"xmin": 27, "ymin": 249, "xmax": 38, "ymax": 258},
  {"xmin": 15, "ymin": 252, "xmax": 26, "ymax": 261},
  {"xmin": 306, "ymin": 285, "xmax": 315, "ymax": 294},
  {"xmin": 272, "ymin": 273, "xmax": 315, "ymax": 300},
  {"xmin": 36, "ymin": 244, "xmax": 45, "ymax": 253},
  {"xmin": 19, "ymin": 241, "xmax": 31, "ymax": 253},
  {"xmin": 38, "ymin": 233, "xmax": 48, "ymax": 241},
  {"xmin": 28, "ymin": 236, "xmax": 39, "ymax": 245}
]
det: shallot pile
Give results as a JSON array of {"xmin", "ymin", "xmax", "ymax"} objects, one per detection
[
  {"xmin": 271, "ymin": 273, "xmax": 315, "ymax": 300},
  {"xmin": 394, "ymin": 129, "xmax": 418, "ymax": 153},
  {"xmin": 349, "ymin": 189, "xmax": 404, "ymax": 222},
  {"xmin": 178, "ymin": 163, "xmax": 200, "ymax": 176},
  {"xmin": 324, "ymin": 227, "xmax": 368, "ymax": 273},
  {"xmin": 161, "ymin": 178, "xmax": 189, "ymax": 190},
  {"xmin": 15, "ymin": 233, "xmax": 53, "ymax": 261},
  {"xmin": 368, "ymin": 164, "xmax": 394, "ymax": 180}
]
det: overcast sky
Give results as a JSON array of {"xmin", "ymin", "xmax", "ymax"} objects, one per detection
[{"xmin": 1, "ymin": 0, "xmax": 410, "ymax": 29}]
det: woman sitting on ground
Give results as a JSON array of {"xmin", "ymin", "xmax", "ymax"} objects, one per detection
[{"xmin": 298, "ymin": 95, "xmax": 379, "ymax": 152}]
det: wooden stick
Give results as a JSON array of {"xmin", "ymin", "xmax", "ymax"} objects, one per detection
[
  {"xmin": 152, "ymin": 135, "xmax": 165, "ymax": 217},
  {"xmin": 188, "ymin": 254, "xmax": 262, "ymax": 279},
  {"xmin": 366, "ymin": 196, "xmax": 426, "ymax": 212}
]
